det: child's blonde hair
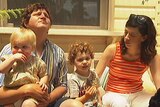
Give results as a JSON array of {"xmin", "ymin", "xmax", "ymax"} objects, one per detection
[
  {"xmin": 68, "ymin": 42, "xmax": 94, "ymax": 65},
  {"xmin": 10, "ymin": 28, "xmax": 36, "ymax": 49}
]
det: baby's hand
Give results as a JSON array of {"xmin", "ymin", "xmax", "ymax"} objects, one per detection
[
  {"xmin": 12, "ymin": 53, "xmax": 27, "ymax": 63},
  {"xmin": 36, "ymin": 82, "xmax": 48, "ymax": 92}
]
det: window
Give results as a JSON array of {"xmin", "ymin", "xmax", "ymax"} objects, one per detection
[
  {"xmin": 8, "ymin": 0, "xmax": 100, "ymax": 27},
  {"xmin": 0, "ymin": 0, "xmax": 112, "ymax": 36}
]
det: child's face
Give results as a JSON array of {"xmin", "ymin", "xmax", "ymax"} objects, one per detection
[
  {"xmin": 12, "ymin": 39, "xmax": 34, "ymax": 58},
  {"xmin": 74, "ymin": 52, "xmax": 92, "ymax": 76}
]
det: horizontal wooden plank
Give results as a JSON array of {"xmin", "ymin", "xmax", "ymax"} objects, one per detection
[
  {"xmin": 114, "ymin": 20, "xmax": 127, "ymax": 31},
  {"xmin": 156, "ymin": 36, "xmax": 160, "ymax": 45},
  {"xmin": 114, "ymin": 19, "xmax": 156, "ymax": 32},
  {"xmin": 156, "ymin": 26, "xmax": 160, "ymax": 35},
  {"xmin": 156, "ymin": 47, "xmax": 160, "ymax": 54},
  {"xmin": 115, "ymin": 0, "xmax": 156, "ymax": 7},
  {"xmin": 115, "ymin": 8, "xmax": 156, "ymax": 19}
]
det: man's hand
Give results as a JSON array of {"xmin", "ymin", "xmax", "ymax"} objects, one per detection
[{"xmin": 19, "ymin": 84, "xmax": 49, "ymax": 103}]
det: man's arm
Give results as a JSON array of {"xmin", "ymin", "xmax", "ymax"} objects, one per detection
[
  {"xmin": 0, "ymin": 84, "xmax": 48, "ymax": 105},
  {"xmin": 49, "ymin": 86, "xmax": 67, "ymax": 103},
  {"xmin": 150, "ymin": 54, "xmax": 160, "ymax": 89},
  {"xmin": 0, "ymin": 86, "xmax": 25, "ymax": 104}
]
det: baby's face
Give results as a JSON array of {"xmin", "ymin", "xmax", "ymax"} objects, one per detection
[{"xmin": 12, "ymin": 40, "xmax": 34, "ymax": 58}]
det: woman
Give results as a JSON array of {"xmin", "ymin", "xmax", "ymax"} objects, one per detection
[{"xmin": 95, "ymin": 14, "xmax": 160, "ymax": 107}]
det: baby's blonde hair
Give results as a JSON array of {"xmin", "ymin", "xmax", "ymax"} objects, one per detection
[{"xmin": 10, "ymin": 28, "xmax": 36, "ymax": 49}]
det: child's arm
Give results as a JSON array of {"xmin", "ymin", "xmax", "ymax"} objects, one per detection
[
  {"xmin": 76, "ymin": 86, "xmax": 97, "ymax": 104},
  {"xmin": 0, "ymin": 53, "xmax": 27, "ymax": 73}
]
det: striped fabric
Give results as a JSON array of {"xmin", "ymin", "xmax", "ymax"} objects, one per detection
[
  {"xmin": 0, "ymin": 73, "xmax": 4, "ymax": 86},
  {"xmin": 41, "ymin": 40, "xmax": 67, "ymax": 91},
  {"xmin": 100, "ymin": 67, "xmax": 109, "ymax": 89},
  {"xmin": 0, "ymin": 44, "xmax": 12, "ymax": 87},
  {"xmin": 106, "ymin": 42, "xmax": 147, "ymax": 93},
  {"xmin": 0, "ymin": 40, "xmax": 68, "ymax": 91}
]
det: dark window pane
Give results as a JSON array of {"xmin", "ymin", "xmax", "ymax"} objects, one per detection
[{"xmin": 7, "ymin": 0, "xmax": 100, "ymax": 27}]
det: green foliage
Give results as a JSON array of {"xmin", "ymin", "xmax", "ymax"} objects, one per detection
[{"xmin": 0, "ymin": 8, "xmax": 24, "ymax": 20}]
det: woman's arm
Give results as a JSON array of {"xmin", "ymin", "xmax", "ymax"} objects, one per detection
[
  {"xmin": 97, "ymin": 86, "xmax": 105, "ymax": 104},
  {"xmin": 150, "ymin": 54, "xmax": 160, "ymax": 89},
  {"xmin": 95, "ymin": 44, "xmax": 116, "ymax": 77},
  {"xmin": 0, "ymin": 84, "xmax": 48, "ymax": 105}
]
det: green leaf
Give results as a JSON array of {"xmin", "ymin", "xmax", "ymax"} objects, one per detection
[
  {"xmin": 8, "ymin": 9, "xmax": 18, "ymax": 18},
  {"xmin": 0, "ymin": 10, "xmax": 10, "ymax": 19},
  {"xmin": 0, "ymin": 8, "xmax": 24, "ymax": 20},
  {"xmin": 0, "ymin": 14, "xmax": 3, "ymax": 19}
]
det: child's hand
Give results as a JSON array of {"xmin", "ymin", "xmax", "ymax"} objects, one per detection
[
  {"xmin": 36, "ymin": 82, "xmax": 48, "ymax": 92},
  {"xmin": 84, "ymin": 86, "xmax": 97, "ymax": 99}
]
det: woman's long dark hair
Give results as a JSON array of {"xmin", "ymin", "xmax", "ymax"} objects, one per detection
[{"xmin": 121, "ymin": 14, "xmax": 157, "ymax": 65}]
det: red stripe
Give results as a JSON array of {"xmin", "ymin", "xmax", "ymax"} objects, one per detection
[{"xmin": 106, "ymin": 42, "xmax": 147, "ymax": 93}]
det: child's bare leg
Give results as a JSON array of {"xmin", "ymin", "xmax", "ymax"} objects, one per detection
[{"xmin": 21, "ymin": 98, "xmax": 37, "ymax": 107}]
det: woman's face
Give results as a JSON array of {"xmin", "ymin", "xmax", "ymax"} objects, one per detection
[{"xmin": 124, "ymin": 27, "xmax": 146, "ymax": 49}]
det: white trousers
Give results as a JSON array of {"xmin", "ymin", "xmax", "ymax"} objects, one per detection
[{"xmin": 102, "ymin": 91, "xmax": 153, "ymax": 107}]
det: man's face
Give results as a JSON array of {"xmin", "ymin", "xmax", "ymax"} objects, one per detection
[{"xmin": 27, "ymin": 9, "xmax": 51, "ymax": 31}]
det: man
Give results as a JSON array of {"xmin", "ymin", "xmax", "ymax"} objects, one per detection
[{"xmin": 0, "ymin": 3, "xmax": 68, "ymax": 107}]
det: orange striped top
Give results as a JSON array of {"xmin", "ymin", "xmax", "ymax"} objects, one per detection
[{"xmin": 106, "ymin": 42, "xmax": 148, "ymax": 93}]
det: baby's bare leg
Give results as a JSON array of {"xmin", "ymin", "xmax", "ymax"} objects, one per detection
[{"xmin": 21, "ymin": 98, "xmax": 37, "ymax": 107}]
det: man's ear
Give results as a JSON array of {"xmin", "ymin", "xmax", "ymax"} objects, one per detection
[
  {"xmin": 24, "ymin": 23, "xmax": 28, "ymax": 28},
  {"xmin": 23, "ymin": 21, "xmax": 29, "ymax": 28}
]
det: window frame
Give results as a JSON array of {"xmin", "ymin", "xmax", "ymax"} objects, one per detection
[{"xmin": 0, "ymin": 0, "xmax": 117, "ymax": 36}]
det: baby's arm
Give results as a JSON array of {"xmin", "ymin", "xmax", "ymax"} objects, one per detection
[{"xmin": 0, "ymin": 53, "xmax": 27, "ymax": 73}]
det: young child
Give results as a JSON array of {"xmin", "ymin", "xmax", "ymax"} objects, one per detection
[
  {"xmin": 65, "ymin": 42, "xmax": 103, "ymax": 107},
  {"xmin": 0, "ymin": 28, "xmax": 48, "ymax": 107},
  {"xmin": 149, "ymin": 88, "xmax": 160, "ymax": 107}
]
